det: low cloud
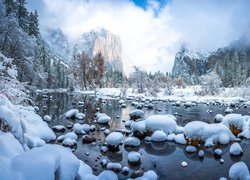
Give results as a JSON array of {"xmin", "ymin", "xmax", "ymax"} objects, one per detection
[{"xmin": 31, "ymin": 0, "xmax": 250, "ymax": 74}]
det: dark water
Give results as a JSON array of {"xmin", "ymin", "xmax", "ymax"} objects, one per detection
[{"xmin": 33, "ymin": 92, "xmax": 250, "ymax": 180}]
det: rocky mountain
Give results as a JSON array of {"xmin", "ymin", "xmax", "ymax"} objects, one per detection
[
  {"xmin": 172, "ymin": 46, "xmax": 209, "ymax": 84},
  {"xmin": 74, "ymin": 28, "xmax": 123, "ymax": 73},
  {"xmin": 172, "ymin": 40, "xmax": 250, "ymax": 87},
  {"xmin": 42, "ymin": 28, "xmax": 71, "ymax": 62}
]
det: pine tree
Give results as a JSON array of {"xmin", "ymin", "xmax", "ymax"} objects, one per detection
[
  {"xmin": 4, "ymin": 0, "xmax": 15, "ymax": 15},
  {"xmin": 28, "ymin": 10, "xmax": 39, "ymax": 37},
  {"xmin": 17, "ymin": 0, "xmax": 29, "ymax": 32}
]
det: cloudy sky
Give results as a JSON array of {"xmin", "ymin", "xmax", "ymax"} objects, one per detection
[{"xmin": 27, "ymin": 0, "xmax": 250, "ymax": 74}]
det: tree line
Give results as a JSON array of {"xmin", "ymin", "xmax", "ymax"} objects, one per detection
[{"xmin": 3, "ymin": 0, "xmax": 39, "ymax": 37}]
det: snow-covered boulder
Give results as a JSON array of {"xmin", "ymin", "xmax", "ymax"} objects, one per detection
[
  {"xmin": 229, "ymin": 162, "xmax": 250, "ymax": 180},
  {"xmin": 129, "ymin": 110, "xmax": 144, "ymax": 120},
  {"xmin": 65, "ymin": 109, "xmax": 79, "ymax": 119},
  {"xmin": 96, "ymin": 112, "xmax": 111, "ymax": 124},
  {"xmin": 214, "ymin": 114, "xmax": 224, "ymax": 123},
  {"xmin": 128, "ymin": 151, "xmax": 141, "ymax": 166},
  {"xmin": 151, "ymin": 130, "xmax": 167, "ymax": 142},
  {"xmin": 230, "ymin": 142, "xmax": 243, "ymax": 156},
  {"xmin": 124, "ymin": 137, "xmax": 140, "ymax": 147},
  {"xmin": 202, "ymin": 123, "xmax": 235, "ymax": 147},
  {"xmin": 11, "ymin": 144, "xmax": 81, "ymax": 180},
  {"xmin": 185, "ymin": 145, "xmax": 197, "ymax": 153},
  {"xmin": 43, "ymin": 115, "xmax": 52, "ymax": 122},
  {"xmin": 184, "ymin": 121, "xmax": 235, "ymax": 147},
  {"xmin": 75, "ymin": 113, "xmax": 85, "ymax": 120},
  {"xmin": 57, "ymin": 132, "xmax": 78, "ymax": 143},
  {"xmin": 222, "ymin": 114, "xmax": 247, "ymax": 134},
  {"xmin": 106, "ymin": 163, "xmax": 122, "ymax": 172},
  {"xmin": 145, "ymin": 115, "xmax": 177, "ymax": 135},
  {"xmin": 175, "ymin": 133, "xmax": 187, "ymax": 145},
  {"xmin": 73, "ymin": 123, "xmax": 86, "ymax": 134},
  {"xmin": 52, "ymin": 125, "xmax": 66, "ymax": 132},
  {"xmin": 106, "ymin": 132, "xmax": 123, "ymax": 150}
]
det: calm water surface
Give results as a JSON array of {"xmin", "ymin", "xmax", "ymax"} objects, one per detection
[{"xmin": 33, "ymin": 92, "xmax": 250, "ymax": 180}]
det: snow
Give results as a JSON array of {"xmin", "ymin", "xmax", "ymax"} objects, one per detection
[
  {"xmin": 222, "ymin": 114, "xmax": 246, "ymax": 131},
  {"xmin": 106, "ymin": 132, "xmax": 123, "ymax": 146},
  {"xmin": 214, "ymin": 114, "xmax": 224, "ymax": 123},
  {"xmin": 185, "ymin": 145, "xmax": 197, "ymax": 153},
  {"xmin": 0, "ymin": 132, "xmax": 24, "ymax": 159},
  {"xmin": 12, "ymin": 144, "xmax": 80, "ymax": 180},
  {"xmin": 75, "ymin": 113, "xmax": 85, "ymax": 120},
  {"xmin": 52, "ymin": 125, "xmax": 66, "ymax": 132},
  {"xmin": 0, "ymin": 94, "xmax": 56, "ymax": 148},
  {"xmin": 124, "ymin": 137, "xmax": 140, "ymax": 147},
  {"xmin": 43, "ymin": 115, "xmax": 52, "ymax": 122},
  {"xmin": 65, "ymin": 109, "xmax": 79, "ymax": 118},
  {"xmin": 229, "ymin": 162, "xmax": 250, "ymax": 180},
  {"xmin": 175, "ymin": 133, "xmax": 187, "ymax": 144},
  {"xmin": 58, "ymin": 132, "xmax": 78, "ymax": 142},
  {"xmin": 131, "ymin": 121, "xmax": 146, "ymax": 133},
  {"xmin": 166, "ymin": 133, "xmax": 176, "ymax": 141},
  {"xmin": 184, "ymin": 120, "xmax": 234, "ymax": 146},
  {"xmin": 97, "ymin": 114, "xmax": 111, "ymax": 124},
  {"xmin": 106, "ymin": 163, "xmax": 122, "ymax": 171},
  {"xmin": 129, "ymin": 110, "xmax": 144, "ymax": 119},
  {"xmin": 230, "ymin": 142, "xmax": 243, "ymax": 156},
  {"xmin": 214, "ymin": 149, "xmax": 222, "ymax": 157},
  {"xmin": 128, "ymin": 151, "xmax": 141, "ymax": 163},
  {"xmin": 77, "ymin": 160, "xmax": 93, "ymax": 179},
  {"xmin": 140, "ymin": 170, "xmax": 158, "ymax": 180},
  {"xmin": 225, "ymin": 107, "xmax": 233, "ymax": 114},
  {"xmin": 62, "ymin": 138, "xmax": 76, "ymax": 147},
  {"xmin": 198, "ymin": 150, "xmax": 204, "ymax": 158},
  {"xmin": 145, "ymin": 115, "xmax": 178, "ymax": 134},
  {"xmin": 181, "ymin": 161, "xmax": 188, "ymax": 167},
  {"xmin": 184, "ymin": 121, "xmax": 207, "ymax": 139},
  {"xmin": 125, "ymin": 120, "xmax": 134, "ymax": 127},
  {"xmin": 151, "ymin": 130, "xmax": 167, "ymax": 142},
  {"xmin": 73, "ymin": 123, "xmax": 86, "ymax": 134}
]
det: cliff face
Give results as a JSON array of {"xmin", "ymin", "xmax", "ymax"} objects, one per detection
[
  {"xmin": 74, "ymin": 28, "xmax": 123, "ymax": 73},
  {"xmin": 172, "ymin": 41, "xmax": 250, "ymax": 86},
  {"xmin": 42, "ymin": 28, "xmax": 71, "ymax": 62},
  {"xmin": 172, "ymin": 47, "xmax": 209, "ymax": 84}
]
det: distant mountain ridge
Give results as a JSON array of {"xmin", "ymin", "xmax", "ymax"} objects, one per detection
[{"xmin": 172, "ymin": 40, "xmax": 250, "ymax": 86}]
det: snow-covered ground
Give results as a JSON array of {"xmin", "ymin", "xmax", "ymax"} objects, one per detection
[{"xmin": 93, "ymin": 86, "xmax": 250, "ymax": 102}]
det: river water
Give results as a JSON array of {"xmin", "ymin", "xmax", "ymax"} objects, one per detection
[{"xmin": 33, "ymin": 92, "xmax": 250, "ymax": 180}]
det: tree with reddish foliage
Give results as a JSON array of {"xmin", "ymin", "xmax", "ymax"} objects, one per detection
[{"xmin": 93, "ymin": 52, "xmax": 105, "ymax": 88}]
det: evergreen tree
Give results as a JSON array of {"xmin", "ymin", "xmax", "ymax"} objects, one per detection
[
  {"xmin": 17, "ymin": 0, "xmax": 29, "ymax": 32},
  {"xmin": 28, "ymin": 10, "xmax": 39, "ymax": 37},
  {"xmin": 4, "ymin": 0, "xmax": 15, "ymax": 15}
]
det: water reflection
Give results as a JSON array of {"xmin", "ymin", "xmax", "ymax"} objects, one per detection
[{"xmin": 32, "ymin": 92, "xmax": 250, "ymax": 180}]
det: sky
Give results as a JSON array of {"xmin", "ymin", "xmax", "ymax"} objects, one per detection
[{"xmin": 27, "ymin": 0, "xmax": 250, "ymax": 74}]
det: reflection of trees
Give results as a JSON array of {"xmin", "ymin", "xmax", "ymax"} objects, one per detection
[{"xmin": 141, "ymin": 141, "xmax": 176, "ymax": 156}]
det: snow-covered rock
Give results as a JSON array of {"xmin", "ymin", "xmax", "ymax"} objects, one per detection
[
  {"xmin": 96, "ymin": 112, "xmax": 111, "ymax": 124},
  {"xmin": 175, "ymin": 133, "xmax": 187, "ymax": 145},
  {"xmin": 151, "ymin": 130, "xmax": 167, "ymax": 142},
  {"xmin": 52, "ymin": 125, "xmax": 66, "ymax": 132},
  {"xmin": 229, "ymin": 162, "xmax": 250, "ymax": 180},
  {"xmin": 185, "ymin": 145, "xmax": 197, "ymax": 153},
  {"xmin": 124, "ymin": 137, "xmax": 140, "ymax": 147},
  {"xmin": 230, "ymin": 142, "xmax": 243, "ymax": 156},
  {"xmin": 12, "ymin": 144, "xmax": 80, "ymax": 180},
  {"xmin": 73, "ymin": 123, "xmax": 86, "ymax": 134},
  {"xmin": 214, "ymin": 114, "xmax": 224, "ymax": 123},
  {"xmin": 106, "ymin": 163, "xmax": 122, "ymax": 172},
  {"xmin": 75, "ymin": 113, "xmax": 85, "ymax": 120},
  {"xmin": 65, "ymin": 109, "xmax": 79, "ymax": 119},
  {"xmin": 222, "ymin": 114, "xmax": 246, "ymax": 132},
  {"xmin": 43, "ymin": 115, "xmax": 52, "ymax": 122},
  {"xmin": 145, "ymin": 115, "xmax": 178, "ymax": 134},
  {"xmin": 214, "ymin": 149, "xmax": 222, "ymax": 158},
  {"xmin": 129, "ymin": 110, "xmax": 144, "ymax": 120},
  {"xmin": 128, "ymin": 151, "xmax": 141, "ymax": 165},
  {"xmin": 106, "ymin": 132, "xmax": 123, "ymax": 147}
]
